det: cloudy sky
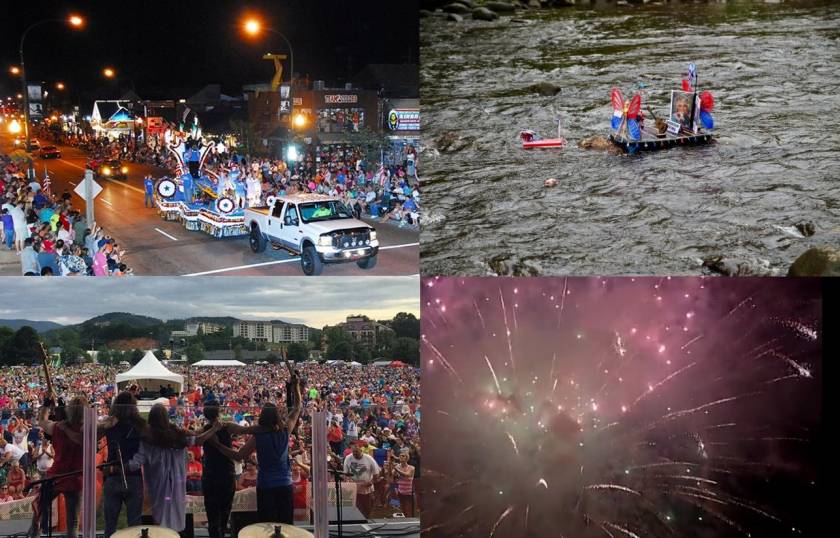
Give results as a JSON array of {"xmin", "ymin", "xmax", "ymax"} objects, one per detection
[{"xmin": 0, "ymin": 277, "xmax": 419, "ymax": 327}]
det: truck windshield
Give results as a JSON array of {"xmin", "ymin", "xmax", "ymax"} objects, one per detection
[{"xmin": 298, "ymin": 201, "xmax": 353, "ymax": 223}]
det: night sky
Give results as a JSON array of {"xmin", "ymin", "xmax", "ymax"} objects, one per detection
[
  {"xmin": 1, "ymin": 0, "xmax": 418, "ymax": 101},
  {"xmin": 421, "ymin": 277, "xmax": 823, "ymax": 537}
]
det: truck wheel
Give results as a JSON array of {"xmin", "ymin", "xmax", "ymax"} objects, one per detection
[
  {"xmin": 249, "ymin": 225, "xmax": 267, "ymax": 253},
  {"xmin": 357, "ymin": 255, "xmax": 377, "ymax": 270},
  {"xmin": 301, "ymin": 245, "xmax": 324, "ymax": 276}
]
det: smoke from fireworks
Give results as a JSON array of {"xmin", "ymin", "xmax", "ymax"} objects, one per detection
[{"xmin": 421, "ymin": 277, "xmax": 821, "ymax": 537}]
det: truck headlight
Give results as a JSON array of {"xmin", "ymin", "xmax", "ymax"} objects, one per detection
[
  {"xmin": 317, "ymin": 235, "xmax": 333, "ymax": 247},
  {"xmin": 102, "ymin": 167, "xmax": 111, "ymax": 175},
  {"xmin": 369, "ymin": 230, "xmax": 377, "ymax": 241},
  {"xmin": 121, "ymin": 166, "xmax": 128, "ymax": 174}
]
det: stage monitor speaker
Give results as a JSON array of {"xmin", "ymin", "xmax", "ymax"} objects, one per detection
[{"xmin": 324, "ymin": 506, "xmax": 367, "ymax": 525}]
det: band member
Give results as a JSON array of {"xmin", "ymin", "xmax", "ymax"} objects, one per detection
[
  {"xmin": 128, "ymin": 404, "xmax": 221, "ymax": 533},
  {"xmin": 100, "ymin": 392, "xmax": 146, "ymax": 538},
  {"xmin": 28, "ymin": 396, "xmax": 87, "ymax": 538},
  {"xmin": 229, "ymin": 376, "xmax": 303, "ymax": 524}
]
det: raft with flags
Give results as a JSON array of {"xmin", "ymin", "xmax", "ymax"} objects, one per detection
[{"xmin": 609, "ymin": 63, "xmax": 715, "ymax": 154}]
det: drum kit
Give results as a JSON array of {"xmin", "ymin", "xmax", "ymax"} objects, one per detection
[{"xmin": 112, "ymin": 523, "xmax": 314, "ymax": 538}]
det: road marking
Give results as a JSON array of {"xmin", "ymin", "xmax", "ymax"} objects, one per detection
[
  {"xmin": 182, "ymin": 258, "xmax": 299, "ymax": 276},
  {"xmin": 379, "ymin": 242, "xmax": 419, "ymax": 250},
  {"xmin": 154, "ymin": 228, "xmax": 179, "ymax": 241},
  {"xmin": 100, "ymin": 199, "xmax": 113, "ymax": 207},
  {"xmin": 181, "ymin": 242, "xmax": 419, "ymax": 276},
  {"xmin": 59, "ymin": 159, "xmax": 145, "ymax": 194}
]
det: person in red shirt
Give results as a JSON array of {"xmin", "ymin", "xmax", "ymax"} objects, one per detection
[
  {"xmin": 28, "ymin": 395, "xmax": 86, "ymax": 538},
  {"xmin": 186, "ymin": 452, "xmax": 203, "ymax": 493},
  {"xmin": 327, "ymin": 420, "xmax": 344, "ymax": 457}
]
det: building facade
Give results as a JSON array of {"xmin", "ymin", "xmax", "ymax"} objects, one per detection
[
  {"xmin": 337, "ymin": 316, "xmax": 395, "ymax": 346},
  {"xmin": 234, "ymin": 320, "xmax": 310, "ymax": 343}
]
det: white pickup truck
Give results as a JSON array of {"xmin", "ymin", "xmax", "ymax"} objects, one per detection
[{"xmin": 245, "ymin": 193, "xmax": 379, "ymax": 276}]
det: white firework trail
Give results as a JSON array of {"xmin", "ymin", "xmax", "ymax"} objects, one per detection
[
  {"xmin": 499, "ymin": 287, "xmax": 515, "ymax": 371},
  {"xmin": 557, "ymin": 277, "xmax": 569, "ymax": 326},
  {"xmin": 602, "ymin": 522, "xmax": 642, "ymax": 538},
  {"xmin": 785, "ymin": 358, "xmax": 812, "ymax": 378},
  {"xmin": 584, "ymin": 484, "xmax": 641, "ymax": 496},
  {"xmin": 633, "ymin": 361, "xmax": 697, "ymax": 406},
  {"xmin": 489, "ymin": 505, "xmax": 514, "ymax": 538},
  {"xmin": 549, "ymin": 352, "xmax": 558, "ymax": 393},
  {"xmin": 506, "ymin": 432, "xmax": 519, "ymax": 456},
  {"xmin": 473, "ymin": 299, "xmax": 487, "ymax": 331},
  {"xmin": 537, "ymin": 478, "xmax": 548, "ymax": 489},
  {"xmin": 421, "ymin": 336, "xmax": 463, "ymax": 384},
  {"xmin": 661, "ymin": 392, "xmax": 762, "ymax": 422},
  {"xmin": 724, "ymin": 295, "xmax": 752, "ymax": 318},
  {"xmin": 484, "ymin": 355, "xmax": 502, "ymax": 394},
  {"xmin": 680, "ymin": 333, "xmax": 703, "ymax": 350}
]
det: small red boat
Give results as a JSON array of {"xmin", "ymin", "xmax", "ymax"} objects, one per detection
[{"xmin": 520, "ymin": 121, "xmax": 566, "ymax": 150}]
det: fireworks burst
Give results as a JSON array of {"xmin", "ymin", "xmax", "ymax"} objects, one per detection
[{"xmin": 421, "ymin": 277, "xmax": 821, "ymax": 537}]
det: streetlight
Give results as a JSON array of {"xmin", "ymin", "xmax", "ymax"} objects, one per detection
[
  {"xmin": 103, "ymin": 67, "xmax": 116, "ymax": 79},
  {"xmin": 293, "ymin": 113, "xmax": 306, "ymax": 128},
  {"xmin": 55, "ymin": 82, "xmax": 65, "ymax": 90},
  {"xmin": 9, "ymin": 66, "xmax": 20, "ymax": 75},
  {"xmin": 8, "ymin": 119, "xmax": 21, "ymax": 134},
  {"xmin": 241, "ymin": 16, "xmax": 294, "ymax": 97},
  {"xmin": 19, "ymin": 14, "xmax": 85, "ymax": 171}
]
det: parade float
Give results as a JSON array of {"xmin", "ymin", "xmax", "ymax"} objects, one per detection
[
  {"xmin": 609, "ymin": 63, "xmax": 715, "ymax": 154},
  {"xmin": 153, "ymin": 130, "xmax": 250, "ymax": 238}
]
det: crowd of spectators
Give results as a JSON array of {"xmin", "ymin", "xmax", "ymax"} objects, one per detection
[
  {"xmin": 1, "ymin": 154, "xmax": 132, "ymax": 276},
  {"xmin": 0, "ymin": 361, "xmax": 420, "ymax": 525}
]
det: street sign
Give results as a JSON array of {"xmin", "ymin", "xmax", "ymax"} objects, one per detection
[{"xmin": 74, "ymin": 174, "xmax": 102, "ymax": 202}]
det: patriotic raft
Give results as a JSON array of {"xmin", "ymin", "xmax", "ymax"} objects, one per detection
[{"xmin": 608, "ymin": 63, "xmax": 715, "ymax": 154}]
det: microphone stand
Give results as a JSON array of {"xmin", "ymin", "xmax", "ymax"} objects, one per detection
[
  {"xmin": 327, "ymin": 468, "xmax": 350, "ymax": 538},
  {"xmin": 24, "ymin": 461, "xmax": 121, "ymax": 538}
]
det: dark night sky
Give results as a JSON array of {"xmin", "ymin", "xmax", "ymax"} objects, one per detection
[{"xmin": 1, "ymin": 0, "xmax": 418, "ymax": 101}]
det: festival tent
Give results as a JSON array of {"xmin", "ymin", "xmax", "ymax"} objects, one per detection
[
  {"xmin": 191, "ymin": 360, "xmax": 246, "ymax": 367},
  {"xmin": 115, "ymin": 350, "xmax": 184, "ymax": 393},
  {"xmin": 388, "ymin": 360, "xmax": 408, "ymax": 368},
  {"xmin": 349, "ymin": 361, "xmax": 363, "ymax": 367}
]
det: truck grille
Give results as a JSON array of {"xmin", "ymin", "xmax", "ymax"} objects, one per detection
[{"xmin": 332, "ymin": 228, "xmax": 371, "ymax": 249}]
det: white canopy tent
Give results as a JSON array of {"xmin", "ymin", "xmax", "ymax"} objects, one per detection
[
  {"xmin": 115, "ymin": 350, "xmax": 184, "ymax": 394},
  {"xmin": 192, "ymin": 360, "xmax": 246, "ymax": 367}
]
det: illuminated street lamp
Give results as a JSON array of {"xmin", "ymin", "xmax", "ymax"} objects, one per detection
[
  {"xmin": 55, "ymin": 82, "xmax": 65, "ymax": 90},
  {"xmin": 19, "ymin": 14, "xmax": 85, "ymax": 172},
  {"xmin": 103, "ymin": 67, "xmax": 116, "ymax": 79},
  {"xmin": 241, "ymin": 16, "xmax": 294, "ymax": 87},
  {"xmin": 9, "ymin": 66, "xmax": 21, "ymax": 75},
  {"xmin": 293, "ymin": 113, "xmax": 306, "ymax": 128},
  {"xmin": 8, "ymin": 119, "xmax": 21, "ymax": 134}
]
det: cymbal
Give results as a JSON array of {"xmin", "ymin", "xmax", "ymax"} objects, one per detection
[
  {"xmin": 111, "ymin": 526, "xmax": 180, "ymax": 538},
  {"xmin": 239, "ymin": 523, "xmax": 314, "ymax": 538}
]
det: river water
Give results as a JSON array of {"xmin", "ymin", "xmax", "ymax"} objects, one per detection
[{"xmin": 420, "ymin": 0, "xmax": 840, "ymax": 276}]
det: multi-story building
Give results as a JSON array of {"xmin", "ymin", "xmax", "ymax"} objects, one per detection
[
  {"xmin": 234, "ymin": 320, "xmax": 310, "ymax": 343},
  {"xmin": 336, "ymin": 316, "xmax": 394, "ymax": 346}
]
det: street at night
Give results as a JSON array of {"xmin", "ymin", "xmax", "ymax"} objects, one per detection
[{"xmin": 1, "ymin": 0, "xmax": 419, "ymax": 277}]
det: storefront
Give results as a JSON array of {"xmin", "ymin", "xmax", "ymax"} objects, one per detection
[{"xmin": 382, "ymin": 98, "xmax": 420, "ymax": 167}]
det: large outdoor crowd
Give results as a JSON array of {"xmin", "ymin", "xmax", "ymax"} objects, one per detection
[
  {"xmin": 46, "ymin": 129, "xmax": 421, "ymax": 229},
  {"xmin": 0, "ymin": 361, "xmax": 420, "ymax": 536},
  {"xmin": 1, "ymin": 153, "xmax": 132, "ymax": 277}
]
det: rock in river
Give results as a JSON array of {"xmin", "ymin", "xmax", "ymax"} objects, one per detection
[
  {"xmin": 794, "ymin": 221, "xmax": 816, "ymax": 237},
  {"xmin": 528, "ymin": 81, "xmax": 562, "ymax": 96},
  {"xmin": 443, "ymin": 2, "xmax": 472, "ymax": 13},
  {"xmin": 485, "ymin": 1, "xmax": 518, "ymax": 13},
  {"xmin": 473, "ymin": 7, "xmax": 500, "ymax": 21},
  {"xmin": 447, "ymin": 13, "xmax": 464, "ymax": 22},
  {"xmin": 788, "ymin": 246, "xmax": 840, "ymax": 276}
]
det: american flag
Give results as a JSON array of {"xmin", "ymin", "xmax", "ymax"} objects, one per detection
[{"xmin": 42, "ymin": 165, "xmax": 51, "ymax": 194}]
